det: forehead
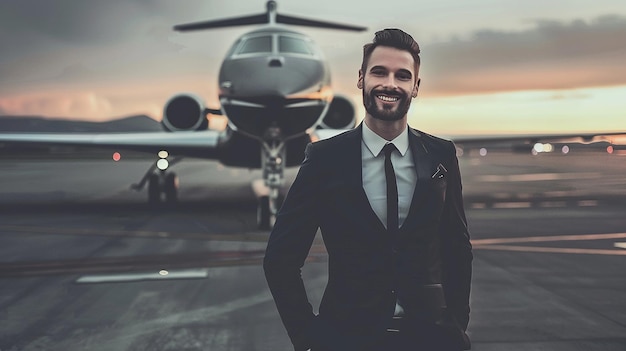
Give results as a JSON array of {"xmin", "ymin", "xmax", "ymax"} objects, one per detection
[{"xmin": 366, "ymin": 46, "xmax": 417, "ymax": 74}]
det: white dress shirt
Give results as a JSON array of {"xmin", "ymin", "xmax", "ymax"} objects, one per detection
[{"xmin": 362, "ymin": 122, "xmax": 417, "ymax": 229}]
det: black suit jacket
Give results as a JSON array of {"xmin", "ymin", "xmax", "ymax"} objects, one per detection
[{"xmin": 264, "ymin": 124, "xmax": 473, "ymax": 351}]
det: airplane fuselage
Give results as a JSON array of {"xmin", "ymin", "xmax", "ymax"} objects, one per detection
[{"xmin": 218, "ymin": 27, "xmax": 332, "ymax": 139}]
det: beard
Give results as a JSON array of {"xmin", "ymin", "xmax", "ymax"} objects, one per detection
[{"xmin": 362, "ymin": 87, "xmax": 412, "ymax": 122}]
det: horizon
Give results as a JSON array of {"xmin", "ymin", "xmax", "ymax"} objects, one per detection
[{"xmin": 1, "ymin": 0, "xmax": 625, "ymax": 136}]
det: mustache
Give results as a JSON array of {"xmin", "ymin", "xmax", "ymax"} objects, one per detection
[{"xmin": 371, "ymin": 89, "xmax": 405, "ymax": 98}]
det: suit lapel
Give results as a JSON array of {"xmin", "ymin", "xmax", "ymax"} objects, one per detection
[
  {"xmin": 343, "ymin": 124, "xmax": 388, "ymax": 232},
  {"xmin": 401, "ymin": 128, "xmax": 434, "ymax": 230}
]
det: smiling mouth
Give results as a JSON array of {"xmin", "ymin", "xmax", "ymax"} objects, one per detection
[{"xmin": 376, "ymin": 95, "xmax": 399, "ymax": 102}]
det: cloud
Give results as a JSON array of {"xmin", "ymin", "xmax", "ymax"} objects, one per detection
[
  {"xmin": 0, "ymin": 92, "xmax": 112, "ymax": 120},
  {"xmin": 0, "ymin": 0, "xmax": 160, "ymax": 44},
  {"xmin": 420, "ymin": 14, "xmax": 626, "ymax": 96}
]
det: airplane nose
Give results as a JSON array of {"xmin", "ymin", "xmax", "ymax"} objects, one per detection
[
  {"xmin": 268, "ymin": 57, "xmax": 284, "ymax": 67},
  {"xmin": 219, "ymin": 56, "xmax": 324, "ymax": 97}
]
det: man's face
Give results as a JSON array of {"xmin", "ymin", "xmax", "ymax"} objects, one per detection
[{"xmin": 358, "ymin": 46, "xmax": 420, "ymax": 122}]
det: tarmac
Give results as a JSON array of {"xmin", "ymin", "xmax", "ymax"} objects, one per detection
[{"xmin": 0, "ymin": 151, "xmax": 625, "ymax": 350}]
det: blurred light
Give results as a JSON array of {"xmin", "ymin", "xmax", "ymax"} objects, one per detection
[
  {"xmin": 157, "ymin": 159, "xmax": 169, "ymax": 170},
  {"xmin": 533, "ymin": 143, "xmax": 554, "ymax": 153},
  {"xmin": 607, "ymin": 145, "xmax": 614, "ymax": 154},
  {"xmin": 159, "ymin": 270, "xmax": 169, "ymax": 276},
  {"xmin": 158, "ymin": 150, "xmax": 169, "ymax": 159},
  {"xmin": 112, "ymin": 152, "xmax": 121, "ymax": 161},
  {"xmin": 561, "ymin": 145, "xmax": 570, "ymax": 154},
  {"xmin": 531, "ymin": 149, "xmax": 538, "ymax": 156},
  {"xmin": 479, "ymin": 148, "xmax": 487, "ymax": 156}
]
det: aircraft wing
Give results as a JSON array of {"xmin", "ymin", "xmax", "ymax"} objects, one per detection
[{"xmin": 0, "ymin": 130, "xmax": 225, "ymax": 158}]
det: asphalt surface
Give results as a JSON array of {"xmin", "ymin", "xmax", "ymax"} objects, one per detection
[{"xmin": 0, "ymin": 151, "xmax": 625, "ymax": 351}]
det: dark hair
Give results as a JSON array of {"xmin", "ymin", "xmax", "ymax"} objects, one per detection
[{"xmin": 361, "ymin": 28, "xmax": 421, "ymax": 73}]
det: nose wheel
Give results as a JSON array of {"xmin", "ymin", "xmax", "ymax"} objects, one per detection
[
  {"xmin": 257, "ymin": 139, "xmax": 285, "ymax": 230},
  {"xmin": 132, "ymin": 152, "xmax": 182, "ymax": 204},
  {"xmin": 147, "ymin": 172, "xmax": 179, "ymax": 203},
  {"xmin": 257, "ymin": 188, "xmax": 283, "ymax": 230}
]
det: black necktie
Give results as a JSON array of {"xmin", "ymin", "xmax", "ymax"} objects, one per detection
[{"xmin": 383, "ymin": 143, "xmax": 398, "ymax": 232}]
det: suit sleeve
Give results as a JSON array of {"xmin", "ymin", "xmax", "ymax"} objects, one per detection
[
  {"xmin": 440, "ymin": 141, "xmax": 473, "ymax": 331},
  {"xmin": 263, "ymin": 142, "xmax": 321, "ymax": 351}
]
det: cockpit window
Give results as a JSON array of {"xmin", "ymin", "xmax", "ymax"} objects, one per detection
[
  {"xmin": 237, "ymin": 36, "xmax": 272, "ymax": 54},
  {"xmin": 279, "ymin": 36, "xmax": 313, "ymax": 55}
]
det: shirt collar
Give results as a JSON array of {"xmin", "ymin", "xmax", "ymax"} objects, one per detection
[{"xmin": 362, "ymin": 121, "xmax": 410, "ymax": 157}]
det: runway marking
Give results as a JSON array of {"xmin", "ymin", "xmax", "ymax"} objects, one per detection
[
  {"xmin": 76, "ymin": 268, "xmax": 209, "ymax": 284},
  {"xmin": 475, "ymin": 244, "xmax": 626, "ymax": 256},
  {"xmin": 472, "ymin": 232, "xmax": 626, "ymax": 245},
  {"xmin": 477, "ymin": 172, "xmax": 600, "ymax": 182},
  {"xmin": 469, "ymin": 199, "xmax": 600, "ymax": 209},
  {"xmin": 0, "ymin": 245, "xmax": 328, "ymax": 277},
  {"xmin": 473, "ymin": 233, "xmax": 626, "ymax": 256}
]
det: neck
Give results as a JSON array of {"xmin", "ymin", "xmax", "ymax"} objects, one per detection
[{"xmin": 364, "ymin": 116, "xmax": 407, "ymax": 141}]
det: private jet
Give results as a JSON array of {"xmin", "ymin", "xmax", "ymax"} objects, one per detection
[
  {"xmin": 0, "ymin": 1, "xmax": 365, "ymax": 229},
  {"xmin": 2, "ymin": 1, "xmax": 625, "ymax": 229}
]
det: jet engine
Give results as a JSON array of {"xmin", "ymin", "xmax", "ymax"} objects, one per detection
[
  {"xmin": 162, "ymin": 94, "xmax": 209, "ymax": 132},
  {"xmin": 318, "ymin": 95, "xmax": 356, "ymax": 130}
]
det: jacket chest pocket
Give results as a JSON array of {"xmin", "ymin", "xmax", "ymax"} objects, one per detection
[{"xmin": 413, "ymin": 178, "xmax": 447, "ymax": 221}]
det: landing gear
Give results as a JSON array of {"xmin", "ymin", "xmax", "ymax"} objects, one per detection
[
  {"xmin": 163, "ymin": 173, "xmax": 178, "ymax": 202},
  {"xmin": 144, "ymin": 171, "xmax": 179, "ymax": 204},
  {"xmin": 257, "ymin": 196, "xmax": 271, "ymax": 230},
  {"xmin": 147, "ymin": 174, "xmax": 161, "ymax": 203},
  {"xmin": 257, "ymin": 132, "xmax": 286, "ymax": 230},
  {"xmin": 132, "ymin": 152, "xmax": 182, "ymax": 204}
]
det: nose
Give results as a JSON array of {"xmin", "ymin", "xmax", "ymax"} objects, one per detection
[{"xmin": 382, "ymin": 73, "xmax": 398, "ymax": 89}]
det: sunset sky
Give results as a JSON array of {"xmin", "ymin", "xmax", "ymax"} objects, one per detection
[{"xmin": 0, "ymin": 0, "xmax": 625, "ymax": 135}]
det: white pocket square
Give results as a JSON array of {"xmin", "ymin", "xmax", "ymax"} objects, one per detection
[{"xmin": 431, "ymin": 164, "xmax": 448, "ymax": 179}]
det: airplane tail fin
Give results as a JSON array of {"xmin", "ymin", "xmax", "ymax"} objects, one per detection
[
  {"xmin": 174, "ymin": 14, "xmax": 268, "ymax": 31},
  {"xmin": 174, "ymin": 0, "xmax": 366, "ymax": 32},
  {"xmin": 275, "ymin": 14, "xmax": 366, "ymax": 31}
]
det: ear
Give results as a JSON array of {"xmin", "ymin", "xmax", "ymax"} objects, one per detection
[
  {"xmin": 357, "ymin": 69, "xmax": 364, "ymax": 89},
  {"xmin": 412, "ymin": 78, "xmax": 421, "ymax": 97}
]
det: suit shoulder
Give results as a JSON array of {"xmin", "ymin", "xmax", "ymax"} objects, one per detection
[
  {"xmin": 410, "ymin": 128, "xmax": 455, "ymax": 155},
  {"xmin": 308, "ymin": 128, "xmax": 358, "ymax": 154}
]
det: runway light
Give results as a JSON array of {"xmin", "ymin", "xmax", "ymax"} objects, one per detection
[
  {"xmin": 112, "ymin": 152, "xmax": 121, "ymax": 161},
  {"xmin": 157, "ymin": 159, "xmax": 169, "ymax": 170},
  {"xmin": 158, "ymin": 150, "xmax": 169, "ymax": 159},
  {"xmin": 562, "ymin": 145, "xmax": 570, "ymax": 154},
  {"xmin": 544, "ymin": 143, "xmax": 554, "ymax": 152},
  {"xmin": 533, "ymin": 143, "xmax": 554, "ymax": 154},
  {"xmin": 479, "ymin": 148, "xmax": 487, "ymax": 157},
  {"xmin": 607, "ymin": 145, "xmax": 614, "ymax": 154},
  {"xmin": 159, "ymin": 270, "xmax": 169, "ymax": 276}
]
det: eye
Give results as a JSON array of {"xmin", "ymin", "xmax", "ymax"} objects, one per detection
[
  {"xmin": 397, "ymin": 72, "xmax": 412, "ymax": 81},
  {"xmin": 370, "ymin": 68, "xmax": 386, "ymax": 76}
]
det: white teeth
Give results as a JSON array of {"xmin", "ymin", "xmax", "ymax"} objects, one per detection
[{"xmin": 377, "ymin": 95, "xmax": 398, "ymax": 102}]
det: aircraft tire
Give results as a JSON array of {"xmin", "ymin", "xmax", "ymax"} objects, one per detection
[
  {"xmin": 164, "ymin": 172, "xmax": 178, "ymax": 203},
  {"xmin": 257, "ymin": 196, "xmax": 271, "ymax": 230},
  {"xmin": 148, "ymin": 174, "xmax": 161, "ymax": 203}
]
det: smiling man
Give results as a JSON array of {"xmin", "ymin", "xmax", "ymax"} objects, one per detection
[{"xmin": 264, "ymin": 28, "xmax": 473, "ymax": 351}]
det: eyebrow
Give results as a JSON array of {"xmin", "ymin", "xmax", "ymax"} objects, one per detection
[{"xmin": 369, "ymin": 65, "xmax": 413, "ymax": 77}]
